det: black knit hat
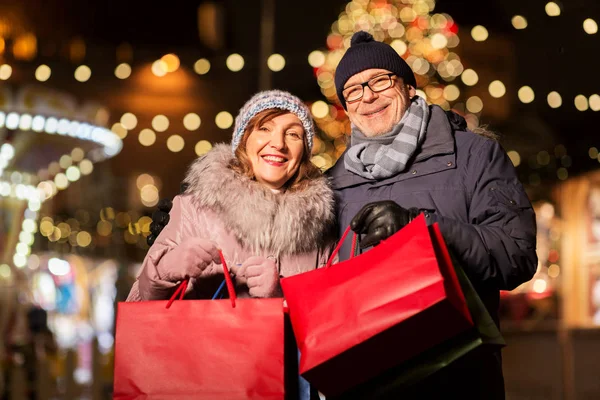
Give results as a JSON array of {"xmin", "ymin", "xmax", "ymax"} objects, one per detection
[{"xmin": 335, "ymin": 31, "xmax": 417, "ymax": 110}]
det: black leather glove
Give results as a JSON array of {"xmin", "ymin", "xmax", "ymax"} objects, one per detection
[
  {"xmin": 146, "ymin": 182, "xmax": 190, "ymax": 246},
  {"xmin": 350, "ymin": 200, "xmax": 420, "ymax": 249}
]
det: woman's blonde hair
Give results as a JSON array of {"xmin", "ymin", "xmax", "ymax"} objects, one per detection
[{"xmin": 230, "ymin": 108, "xmax": 322, "ymax": 191}]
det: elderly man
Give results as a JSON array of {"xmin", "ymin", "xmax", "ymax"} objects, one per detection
[
  {"xmin": 325, "ymin": 31, "xmax": 537, "ymax": 399},
  {"xmin": 147, "ymin": 31, "xmax": 536, "ymax": 399}
]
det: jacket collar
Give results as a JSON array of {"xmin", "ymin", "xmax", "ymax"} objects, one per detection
[
  {"xmin": 183, "ymin": 144, "xmax": 336, "ymax": 255},
  {"xmin": 329, "ymin": 105, "xmax": 457, "ymax": 190}
]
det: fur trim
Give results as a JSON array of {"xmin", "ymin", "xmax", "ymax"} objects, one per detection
[{"xmin": 183, "ymin": 144, "xmax": 336, "ymax": 256}]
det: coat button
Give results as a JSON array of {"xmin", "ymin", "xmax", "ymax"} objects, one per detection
[
  {"xmin": 411, "ymin": 170, "xmax": 417, "ymax": 175},
  {"xmin": 447, "ymin": 162, "xmax": 453, "ymax": 167}
]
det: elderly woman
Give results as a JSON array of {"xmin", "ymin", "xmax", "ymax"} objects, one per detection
[{"xmin": 127, "ymin": 90, "xmax": 336, "ymax": 302}]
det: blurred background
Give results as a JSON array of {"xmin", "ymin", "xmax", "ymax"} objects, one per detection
[{"xmin": 0, "ymin": 0, "xmax": 599, "ymax": 398}]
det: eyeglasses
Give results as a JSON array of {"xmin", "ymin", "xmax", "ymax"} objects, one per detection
[{"xmin": 342, "ymin": 73, "xmax": 396, "ymax": 103}]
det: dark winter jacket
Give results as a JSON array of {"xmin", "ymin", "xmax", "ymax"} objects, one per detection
[{"xmin": 327, "ymin": 105, "xmax": 537, "ymax": 399}]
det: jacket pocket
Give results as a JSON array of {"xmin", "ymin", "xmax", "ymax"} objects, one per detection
[{"xmin": 490, "ymin": 182, "xmax": 532, "ymax": 210}]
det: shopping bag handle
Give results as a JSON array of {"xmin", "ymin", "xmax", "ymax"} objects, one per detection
[
  {"xmin": 325, "ymin": 226, "xmax": 358, "ymax": 268},
  {"xmin": 165, "ymin": 250, "xmax": 237, "ymax": 309}
]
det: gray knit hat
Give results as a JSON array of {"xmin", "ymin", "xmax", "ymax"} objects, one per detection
[
  {"xmin": 231, "ymin": 90, "xmax": 315, "ymax": 154},
  {"xmin": 335, "ymin": 31, "xmax": 416, "ymax": 110}
]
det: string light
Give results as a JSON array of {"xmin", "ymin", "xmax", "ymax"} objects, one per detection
[
  {"xmin": 545, "ymin": 2, "xmax": 561, "ymax": 17},
  {"xmin": 547, "ymin": 91, "xmax": 562, "ymax": 108},
  {"xmin": 74, "ymin": 65, "xmax": 92, "ymax": 82},
  {"xmin": 488, "ymin": 80, "xmax": 506, "ymax": 98},
  {"xmin": 215, "ymin": 112, "xmax": 233, "ymax": 129},
  {"xmin": 115, "ymin": 63, "xmax": 132, "ymax": 79},
  {"xmin": 471, "ymin": 25, "xmax": 489, "ymax": 41},
  {"xmin": 226, "ymin": 54, "xmax": 244, "ymax": 72},
  {"xmin": 195, "ymin": 140, "xmax": 212, "ymax": 156},
  {"xmin": 518, "ymin": 86, "xmax": 535, "ymax": 103},
  {"xmin": 183, "ymin": 113, "xmax": 201, "ymax": 131},
  {"xmin": 35, "ymin": 65, "xmax": 51, "ymax": 81},
  {"xmin": 267, "ymin": 54, "xmax": 285, "ymax": 72},
  {"xmin": 511, "ymin": 16, "xmax": 528, "ymax": 30},
  {"xmin": 194, "ymin": 59, "xmax": 211, "ymax": 75}
]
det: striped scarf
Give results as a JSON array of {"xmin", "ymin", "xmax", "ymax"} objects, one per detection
[{"xmin": 344, "ymin": 96, "xmax": 429, "ymax": 180}]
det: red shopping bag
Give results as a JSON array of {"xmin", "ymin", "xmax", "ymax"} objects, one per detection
[
  {"xmin": 280, "ymin": 215, "xmax": 473, "ymax": 397},
  {"xmin": 113, "ymin": 253, "xmax": 285, "ymax": 400}
]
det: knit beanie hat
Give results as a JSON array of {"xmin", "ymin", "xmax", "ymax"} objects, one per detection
[
  {"xmin": 231, "ymin": 90, "xmax": 315, "ymax": 154},
  {"xmin": 335, "ymin": 31, "xmax": 417, "ymax": 110}
]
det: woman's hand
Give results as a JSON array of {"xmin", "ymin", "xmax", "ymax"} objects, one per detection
[
  {"xmin": 233, "ymin": 256, "xmax": 282, "ymax": 298},
  {"xmin": 159, "ymin": 237, "xmax": 221, "ymax": 282}
]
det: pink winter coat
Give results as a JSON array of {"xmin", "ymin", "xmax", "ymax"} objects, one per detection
[{"xmin": 127, "ymin": 144, "xmax": 336, "ymax": 301}]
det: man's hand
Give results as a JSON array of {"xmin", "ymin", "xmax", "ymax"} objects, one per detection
[
  {"xmin": 147, "ymin": 182, "xmax": 189, "ymax": 246},
  {"xmin": 350, "ymin": 201, "xmax": 419, "ymax": 249}
]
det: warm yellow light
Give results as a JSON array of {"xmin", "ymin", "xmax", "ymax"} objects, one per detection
[
  {"xmin": 461, "ymin": 69, "xmax": 478, "ymax": 86},
  {"xmin": 311, "ymin": 155, "xmax": 326, "ymax": 169},
  {"xmin": 141, "ymin": 185, "xmax": 159, "ymax": 207},
  {"xmin": 167, "ymin": 135, "xmax": 185, "ymax": 152},
  {"xmin": 589, "ymin": 147, "xmax": 599, "ymax": 159},
  {"xmin": 589, "ymin": 94, "xmax": 600, "ymax": 111},
  {"xmin": 71, "ymin": 148, "xmax": 85, "ymax": 162},
  {"xmin": 471, "ymin": 25, "xmax": 489, "ymax": 42},
  {"xmin": 488, "ymin": 80, "xmax": 506, "ymax": 98},
  {"xmin": 77, "ymin": 231, "xmax": 92, "ymax": 247},
  {"xmin": 79, "ymin": 159, "xmax": 94, "ymax": 175},
  {"xmin": 575, "ymin": 95, "xmax": 589, "ymax": 111},
  {"xmin": 161, "ymin": 53, "xmax": 180, "ymax": 72},
  {"xmin": 97, "ymin": 220, "xmax": 112, "ymax": 236},
  {"xmin": 557, "ymin": 167, "xmax": 568, "ymax": 180},
  {"xmin": 267, "ymin": 54, "xmax": 285, "ymax": 72},
  {"xmin": 152, "ymin": 60, "xmax": 168, "ymax": 77},
  {"xmin": 115, "ymin": 63, "xmax": 132, "ymax": 79},
  {"xmin": 226, "ymin": 54, "xmax": 245, "ymax": 72},
  {"xmin": 399, "ymin": 7, "xmax": 416, "ymax": 23},
  {"xmin": 59, "ymin": 155, "xmax": 73, "ymax": 169},
  {"xmin": 0, "ymin": 64, "xmax": 12, "ymax": 80},
  {"xmin": 74, "ymin": 65, "xmax": 91, "ymax": 82},
  {"xmin": 183, "ymin": 113, "xmax": 201, "ymax": 131},
  {"xmin": 35, "ymin": 64, "xmax": 51, "ymax": 81},
  {"xmin": 152, "ymin": 115, "xmax": 169, "ymax": 132},
  {"xmin": 443, "ymin": 85, "xmax": 460, "ymax": 101},
  {"xmin": 215, "ymin": 112, "xmax": 233, "ymax": 129},
  {"xmin": 138, "ymin": 216, "xmax": 153, "ymax": 233},
  {"xmin": 466, "ymin": 96, "xmax": 483, "ymax": 113},
  {"xmin": 545, "ymin": 2, "xmax": 561, "ymax": 16},
  {"xmin": 66, "ymin": 166, "xmax": 81, "ymax": 182},
  {"xmin": 111, "ymin": 122, "xmax": 128, "ymax": 139},
  {"xmin": 548, "ymin": 264, "xmax": 560, "ymax": 278},
  {"xmin": 40, "ymin": 220, "xmax": 54, "ymax": 237},
  {"xmin": 195, "ymin": 140, "xmax": 213, "ymax": 156},
  {"xmin": 507, "ymin": 150, "xmax": 521, "ymax": 167},
  {"xmin": 518, "ymin": 86, "xmax": 535, "ymax": 103},
  {"xmin": 390, "ymin": 40, "xmax": 408, "ymax": 56},
  {"xmin": 311, "ymin": 101, "xmax": 329, "ymax": 119},
  {"xmin": 139, "ymin": 129, "xmax": 156, "ymax": 146},
  {"xmin": 308, "ymin": 51, "xmax": 325, "ymax": 68},
  {"xmin": 136, "ymin": 174, "xmax": 154, "ymax": 190},
  {"xmin": 511, "ymin": 15, "xmax": 528, "ymax": 29},
  {"xmin": 583, "ymin": 18, "xmax": 598, "ymax": 35},
  {"xmin": 430, "ymin": 33, "xmax": 448, "ymax": 49},
  {"xmin": 547, "ymin": 91, "xmax": 562, "ymax": 108},
  {"xmin": 120, "ymin": 113, "xmax": 138, "ymax": 130},
  {"xmin": 194, "ymin": 58, "xmax": 211, "ymax": 75},
  {"xmin": 55, "ymin": 173, "xmax": 69, "ymax": 190}
]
